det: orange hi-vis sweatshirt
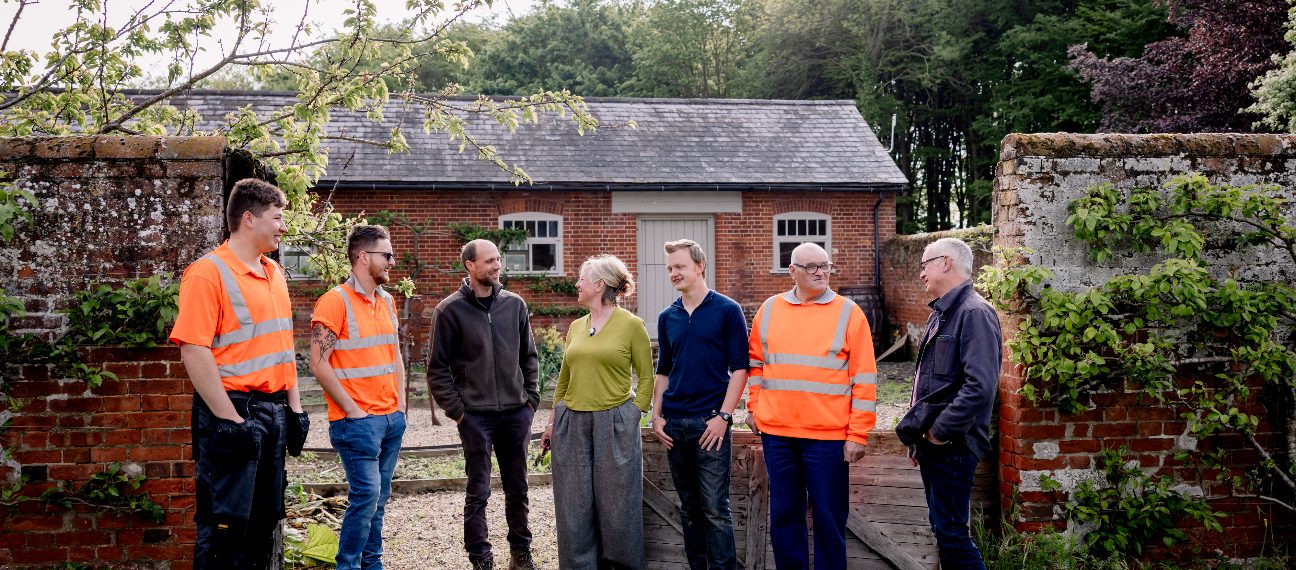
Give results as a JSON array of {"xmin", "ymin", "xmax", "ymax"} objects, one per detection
[{"xmin": 747, "ymin": 288, "xmax": 877, "ymax": 445}]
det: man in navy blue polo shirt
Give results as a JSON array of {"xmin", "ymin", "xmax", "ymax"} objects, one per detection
[{"xmin": 650, "ymin": 238, "xmax": 750, "ymax": 570}]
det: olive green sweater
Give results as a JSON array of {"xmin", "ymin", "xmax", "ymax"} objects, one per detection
[{"xmin": 554, "ymin": 307, "xmax": 654, "ymax": 412}]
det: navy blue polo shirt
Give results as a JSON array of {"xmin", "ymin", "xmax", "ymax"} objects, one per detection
[{"xmin": 655, "ymin": 290, "xmax": 751, "ymax": 418}]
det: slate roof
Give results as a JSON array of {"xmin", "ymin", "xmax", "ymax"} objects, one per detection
[{"xmin": 168, "ymin": 90, "xmax": 908, "ymax": 191}]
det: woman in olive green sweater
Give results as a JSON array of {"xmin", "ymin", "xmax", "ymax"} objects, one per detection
[{"xmin": 542, "ymin": 254, "xmax": 654, "ymax": 569}]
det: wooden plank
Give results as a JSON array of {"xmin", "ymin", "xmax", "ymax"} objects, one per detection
[
  {"xmin": 643, "ymin": 477, "xmax": 685, "ymax": 535},
  {"xmin": 743, "ymin": 447, "xmax": 768, "ymax": 570},
  {"xmin": 846, "ymin": 508, "xmax": 928, "ymax": 570}
]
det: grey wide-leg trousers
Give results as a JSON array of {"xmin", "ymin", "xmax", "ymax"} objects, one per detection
[{"xmin": 552, "ymin": 399, "xmax": 645, "ymax": 569}]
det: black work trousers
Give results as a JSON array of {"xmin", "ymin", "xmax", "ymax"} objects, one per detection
[
  {"xmin": 457, "ymin": 404, "xmax": 535, "ymax": 563},
  {"xmin": 192, "ymin": 390, "xmax": 288, "ymax": 570}
]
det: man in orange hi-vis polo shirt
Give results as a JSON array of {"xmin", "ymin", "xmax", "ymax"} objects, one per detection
[
  {"xmin": 746, "ymin": 242, "xmax": 877, "ymax": 570},
  {"xmin": 169, "ymin": 178, "xmax": 309, "ymax": 569},
  {"xmin": 308, "ymin": 225, "xmax": 407, "ymax": 570}
]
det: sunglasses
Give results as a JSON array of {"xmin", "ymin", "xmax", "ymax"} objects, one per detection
[{"xmin": 366, "ymin": 251, "xmax": 395, "ymax": 262}]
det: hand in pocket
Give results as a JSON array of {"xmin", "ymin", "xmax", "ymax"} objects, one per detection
[{"xmin": 211, "ymin": 419, "xmax": 260, "ymax": 463}]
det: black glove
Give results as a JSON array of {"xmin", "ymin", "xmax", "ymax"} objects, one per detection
[{"xmin": 286, "ymin": 410, "xmax": 310, "ymax": 457}]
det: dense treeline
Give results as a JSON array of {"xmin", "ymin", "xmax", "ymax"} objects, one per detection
[{"xmin": 225, "ymin": 0, "xmax": 1291, "ymax": 233}]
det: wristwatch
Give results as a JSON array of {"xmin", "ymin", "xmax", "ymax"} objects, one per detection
[{"xmin": 712, "ymin": 411, "xmax": 733, "ymax": 425}]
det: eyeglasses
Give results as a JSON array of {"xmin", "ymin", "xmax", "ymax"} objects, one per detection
[
  {"xmin": 919, "ymin": 255, "xmax": 947, "ymax": 270},
  {"xmin": 366, "ymin": 251, "xmax": 395, "ymax": 262},
  {"xmin": 791, "ymin": 262, "xmax": 835, "ymax": 275}
]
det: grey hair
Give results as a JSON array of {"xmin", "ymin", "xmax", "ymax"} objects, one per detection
[
  {"xmin": 582, "ymin": 254, "xmax": 636, "ymax": 305},
  {"xmin": 926, "ymin": 237, "xmax": 974, "ymax": 277}
]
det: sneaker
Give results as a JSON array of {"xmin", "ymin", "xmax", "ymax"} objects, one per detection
[
  {"xmin": 471, "ymin": 558, "xmax": 494, "ymax": 570},
  {"xmin": 507, "ymin": 550, "xmax": 536, "ymax": 570}
]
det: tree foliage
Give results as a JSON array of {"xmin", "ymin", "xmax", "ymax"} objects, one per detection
[
  {"xmin": 0, "ymin": 0, "xmax": 603, "ymax": 283},
  {"xmin": 1070, "ymin": 0, "xmax": 1289, "ymax": 133}
]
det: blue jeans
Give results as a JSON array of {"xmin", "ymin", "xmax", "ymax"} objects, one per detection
[
  {"xmin": 761, "ymin": 434, "xmax": 848, "ymax": 570},
  {"xmin": 917, "ymin": 442, "xmax": 986, "ymax": 570},
  {"xmin": 665, "ymin": 417, "xmax": 736, "ymax": 570},
  {"xmin": 330, "ymin": 411, "xmax": 407, "ymax": 570}
]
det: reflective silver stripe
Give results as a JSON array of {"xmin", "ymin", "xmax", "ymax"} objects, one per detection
[
  {"xmin": 336, "ymin": 334, "xmax": 399, "ymax": 350},
  {"xmin": 335, "ymin": 286, "xmax": 363, "ymax": 341},
  {"xmin": 851, "ymin": 373, "xmax": 878, "ymax": 386},
  {"xmin": 212, "ymin": 318, "xmax": 293, "ymax": 348},
  {"xmin": 748, "ymin": 375, "xmax": 763, "ymax": 387},
  {"xmin": 760, "ymin": 378, "xmax": 851, "ymax": 397},
  {"xmin": 204, "ymin": 255, "xmax": 253, "ymax": 327},
  {"xmin": 828, "ymin": 298, "xmax": 857, "ymax": 357},
  {"xmin": 765, "ymin": 352, "xmax": 847, "ymax": 370},
  {"xmin": 336, "ymin": 363, "xmax": 398, "ymax": 380},
  {"xmin": 749, "ymin": 359, "xmax": 764, "ymax": 368},
  {"xmin": 852, "ymin": 399, "xmax": 877, "ymax": 412},
  {"xmin": 380, "ymin": 289, "xmax": 399, "ymax": 332},
  {"xmin": 217, "ymin": 349, "xmax": 295, "ymax": 378},
  {"xmin": 758, "ymin": 296, "xmax": 776, "ymax": 359}
]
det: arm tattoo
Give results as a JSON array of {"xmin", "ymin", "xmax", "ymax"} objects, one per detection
[{"xmin": 312, "ymin": 323, "xmax": 337, "ymax": 364}]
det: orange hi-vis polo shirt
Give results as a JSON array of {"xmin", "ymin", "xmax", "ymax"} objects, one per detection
[
  {"xmin": 747, "ymin": 287, "xmax": 877, "ymax": 445},
  {"xmin": 311, "ymin": 275, "xmax": 401, "ymax": 421},
  {"xmin": 169, "ymin": 241, "xmax": 298, "ymax": 393}
]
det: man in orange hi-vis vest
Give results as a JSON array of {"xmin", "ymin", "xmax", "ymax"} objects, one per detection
[
  {"xmin": 308, "ymin": 225, "xmax": 407, "ymax": 570},
  {"xmin": 169, "ymin": 179, "xmax": 310, "ymax": 569},
  {"xmin": 746, "ymin": 242, "xmax": 876, "ymax": 570}
]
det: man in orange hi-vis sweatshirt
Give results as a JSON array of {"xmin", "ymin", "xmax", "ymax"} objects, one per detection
[{"xmin": 746, "ymin": 242, "xmax": 876, "ymax": 570}]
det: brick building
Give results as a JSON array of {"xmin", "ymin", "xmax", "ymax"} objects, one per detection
[{"xmin": 178, "ymin": 92, "xmax": 907, "ymax": 348}]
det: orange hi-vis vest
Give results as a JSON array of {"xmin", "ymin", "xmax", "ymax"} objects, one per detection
[
  {"xmin": 747, "ymin": 288, "xmax": 877, "ymax": 445},
  {"xmin": 316, "ymin": 276, "xmax": 401, "ymax": 421},
  {"xmin": 169, "ymin": 242, "xmax": 297, "ymax": 393}
]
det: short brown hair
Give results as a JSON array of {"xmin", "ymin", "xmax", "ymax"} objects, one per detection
[
  {"xmin": 226, "ymin": 179, "xmax": 287, "ymax": 232},
  {"xmin": 663, "ymin": 239, "xmax": 706, "ymax": 275},
  {"xmin": 347, "ymin": 225, "xmax": 391, "ymax": 264}
]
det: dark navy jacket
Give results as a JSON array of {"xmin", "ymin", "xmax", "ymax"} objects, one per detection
[{"xmin": 913, "ymin": 280, "xmax": 1002, "ymax": 461}]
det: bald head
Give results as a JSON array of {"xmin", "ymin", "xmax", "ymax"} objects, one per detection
[
  {"xmin": 461, "ymin": 239, "xmax": 498, "ymax": 263},
  {"xmin": 790, "ymin": 242, "xmax": 829, "ymax": 265}
]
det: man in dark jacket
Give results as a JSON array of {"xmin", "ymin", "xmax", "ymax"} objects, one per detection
[
  {"xmin": 427, "ymin": 238, "xmax": 540, "ymax": 570},
  {"xmin": 902, "ymin": 237, "xmax": 1001, "ymax": 570}
]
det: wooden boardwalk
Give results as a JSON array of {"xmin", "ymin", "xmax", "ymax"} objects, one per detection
[{"xmin": 642, "ymin": 429, "xmax": 995, "ymax": 569}]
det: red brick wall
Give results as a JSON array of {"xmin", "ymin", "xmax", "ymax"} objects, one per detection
[
  {"xmin": 879, "ymin": 227, "xmax": 994, "ymax": 355},
  {"xmin": 296, "ymin": 189, "xmax": 898, "ymax": 354},
  {"xmin": 0, "ymin": 347, "xmax": 195, "ymax": 569},
  {"xmin": 993, "ymin": 133, "xmax": 1296, "ymax": 559}
]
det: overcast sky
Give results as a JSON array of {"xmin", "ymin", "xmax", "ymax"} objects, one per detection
[{"xmin": 1, "ymin": 0, "xmax": 539, "ymax": 69}]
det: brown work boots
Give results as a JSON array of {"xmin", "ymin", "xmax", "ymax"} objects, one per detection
[{"xmin": 508, "ymin": 550, "xmax": 536, "ymax": 570}]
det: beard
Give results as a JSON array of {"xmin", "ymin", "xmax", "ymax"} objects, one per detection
[
  {"xmin": 473, "ymin": 272, "xmax": 500, "ymax": 288},
  {"xmin": 370, "ymin": 264, "xmax": 390, "ymax": 285}
]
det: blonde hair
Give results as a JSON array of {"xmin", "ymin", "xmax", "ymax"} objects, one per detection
[
  {"xmin": 582, "ymin": 254, "xmax": 635, "ymax": 305},
  {"xmin": 663, "ymin": 239, "xmax": 706, "ymax": 275}
]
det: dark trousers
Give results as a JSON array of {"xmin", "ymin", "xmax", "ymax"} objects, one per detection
[
  {"xmin": 761, "ymin": 434, "xmax": 848, "ymax": 570},
  {"xmin": 917, "ymin": 442, "xmax": 986, "ymax": 570},
  {"xmin": 192, "ymin": 391, "xmax": 288, "ymax": 570},
  {"xmin": 457, "ymin": 405, "xmax": 535, "ymax": 563},
  {"xmin": 665, "ymin": 417, "xmax": 736, "ymax": 570}
]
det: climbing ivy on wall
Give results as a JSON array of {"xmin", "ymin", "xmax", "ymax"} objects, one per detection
[{"xmin": 980, "ymin": 174, "xmax": 1296, "ymax": 514}]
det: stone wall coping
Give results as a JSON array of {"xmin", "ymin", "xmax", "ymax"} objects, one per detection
[
  {"xmin": 999, "ymin": 133, "xmax": 1296, "ymax": 161},
  {"xmin": 0, "ymin": 135, "xmax": 226, "ymax": 161},
  {"xmin": 884, "ymin": 226, "xmax": 992, "ymax": 248}
]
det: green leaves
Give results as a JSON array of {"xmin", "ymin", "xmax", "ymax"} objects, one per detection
[
  {"xmin": 63, "ymin": 274, "xmax": 180, "ymax": 348},
  {"xmin": 1065, "ymin": 447, "xmax": 1223, "ymax": 559}
]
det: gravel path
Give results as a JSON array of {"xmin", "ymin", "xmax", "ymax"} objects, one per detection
[{"xmin": 381, "ymin": 485, "xmax": 559, "ymax": 569}]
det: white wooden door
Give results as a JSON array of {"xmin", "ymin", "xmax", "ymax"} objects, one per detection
[{"xmin": 637, "ymin": 216, "xmax": 715, "ymax": 338}]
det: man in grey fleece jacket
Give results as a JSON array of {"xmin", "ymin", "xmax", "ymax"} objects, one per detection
[{"xmin": 427, "ymin": 239, "xmax": 540, "ymax": 570}]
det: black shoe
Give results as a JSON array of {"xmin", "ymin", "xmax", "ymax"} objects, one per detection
[{"xmin": 471, "ymin": 557, "xmax": 494, "ymax": 570}]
